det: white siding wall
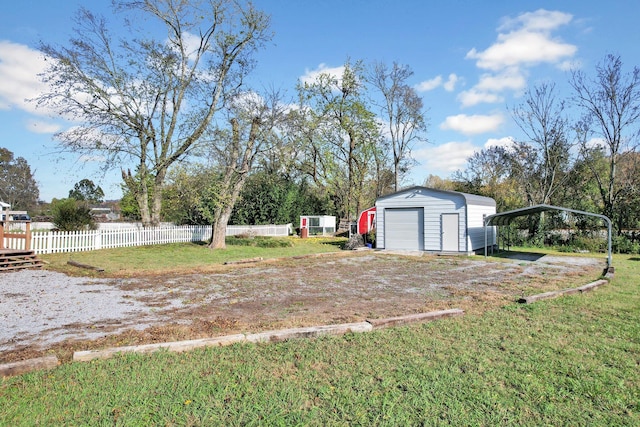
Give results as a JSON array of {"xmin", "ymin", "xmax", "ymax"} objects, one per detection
[{"xmin": 466, "ymin": 203, "xmax": 497, "ymax": 252}]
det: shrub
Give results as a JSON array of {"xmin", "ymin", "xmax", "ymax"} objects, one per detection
[
  {"xmin": 51, "ymin": 198, "xmax": 96, "ymax": 231},
  {"xmin": 612, "ymin": 235, "xmax": 640, "ymax": 254}
]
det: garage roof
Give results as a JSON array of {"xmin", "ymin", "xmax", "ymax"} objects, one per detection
[
  {"xmin": 377, "ymin": 186, "xmax": 496, "ymax": 207},
  {"xmin": 483, "ymin": 204, "xmax": 612, "ymax": 267}
]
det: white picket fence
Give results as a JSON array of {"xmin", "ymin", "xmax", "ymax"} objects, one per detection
[{"xmin": 3, "ymin": 224, "xmax": 292, "ymax": 255}]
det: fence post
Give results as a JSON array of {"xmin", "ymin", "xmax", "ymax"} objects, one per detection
[
  {"xmin": 95, "ymin": 229, "xmax": 102, "ymax": 251},
  {"xmin": 47, "ymin": 231, "xmax": 53, "ymax": 254}
]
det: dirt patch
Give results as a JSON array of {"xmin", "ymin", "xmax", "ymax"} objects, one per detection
[{"xmin": 0, "ymin": 251, "xmax": 605, "ymax": 363}]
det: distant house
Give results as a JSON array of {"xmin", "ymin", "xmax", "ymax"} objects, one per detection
[
  {"xmin": 375, "ymin": 186, "xmax": 496, "ymax": 254},
  {"xmin": 0, "ymin": 201, "xmax": 10, "ymax": 221},
  {"xmin": 90, "ymin": 207, "xmax": 120, "ymax": 221}
]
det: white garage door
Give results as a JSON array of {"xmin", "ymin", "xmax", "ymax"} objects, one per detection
[{"xmin": 384, "ymin": 208, "xmax": 424, "ymax": 250}]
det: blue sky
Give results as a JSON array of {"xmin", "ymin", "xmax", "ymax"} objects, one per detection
[{"xmin": 1, "ymin": 0, "xmax": 639, "ymax": 202}]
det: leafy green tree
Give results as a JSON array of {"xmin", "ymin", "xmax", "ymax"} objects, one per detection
[
  {"xmin": 36, "ymin": 0, "xmax": 272, "ymax": 227},
  {"xmin": 51, "ymin": 198, "xmax": 96, "ymax": 231},
  {"xmin": 69, "ymin": 179, "xmax": 105, "ymax": 204},
  {"xmin": 297, "ymin": 59, "xmax": 382, "ymax": 220},
  {"xmin": 162, "ymin": 166, "xmax": 222, "ymax": 226},
  {"xmin": 0, "ymin": 147, "xmax": 39, "ymax": 211},
  {"xmin": 230, "ymin": 171, "xmax": 332, "ymax": 226}
]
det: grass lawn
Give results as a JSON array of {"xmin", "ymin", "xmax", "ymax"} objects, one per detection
[
  {"xmin": 39, "ymin": 236, "xmax": 346, "ymax": 276},
  {"xmin": 1, "ymin": 250, "xmax": 638, "ymax": 425}
]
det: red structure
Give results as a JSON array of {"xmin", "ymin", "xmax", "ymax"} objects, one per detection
[{"xmin": 357, "ymin": 207, "xmax": 376, "ymax": 234}]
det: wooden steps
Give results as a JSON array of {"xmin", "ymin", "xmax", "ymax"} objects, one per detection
[{"xmin": 0, "ymin": 250, "xmax": 44, "ymax": 272}]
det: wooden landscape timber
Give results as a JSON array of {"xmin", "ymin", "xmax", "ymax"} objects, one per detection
[
  {"xmin": 518, "ymin": 279, "xmax": 609, "ymax": 304},
  {"xmin": 366, "ymin": 309, "xmax": 465, "ymax": 329},
  {"xmin": 73, "ymin": 334, "xmax": 247, "ymax": 362},
  {"xmin": 67, "ymin": 260, "xmax": 105, "ymax": 272},
  {"xmin": 223, "ymin": 257, "xmax": 263, "ymax": 265},
  {"xmin": 245, "ymin": 322, "xmax": 373, "ymax": 343},
  {"xmin": 0, "ymin": 355, "xmax": 59, "ymax": 378},
  {"xmin": 71, "ymin": 310, "xmax": 463, "ymax": 363}
]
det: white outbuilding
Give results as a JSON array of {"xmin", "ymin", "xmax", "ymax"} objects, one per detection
[{"xmin": 375, "ymin": 186, "xmax": 496, "ymax": 253}]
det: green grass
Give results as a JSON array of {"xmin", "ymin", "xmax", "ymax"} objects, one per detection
[
  {"xmin": 40, "ymin": 236, "xmax": 346, "ymax": 276},
  {"xmin": 1, "ymin": 254, "xmax": 638, "ymax": 425}
]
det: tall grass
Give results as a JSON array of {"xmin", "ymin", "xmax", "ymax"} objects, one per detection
[{"xmin": 1, "ymin": 254, "xmax": 638, "ymax": 425}]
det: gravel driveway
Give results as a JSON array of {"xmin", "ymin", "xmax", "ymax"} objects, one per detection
[{"xmin": 0, "ymin": 252, "xmax": 605, "ymax": 361}]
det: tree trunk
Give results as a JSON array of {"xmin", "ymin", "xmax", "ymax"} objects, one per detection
[
  {"xmin": 122, "ymin": 168, "xmax": 152, "ymax": 227},
  {"xmin": 150, "ymin": 170, "xmax": 167, "ymax": 227},
  {"xmin": 209, "ymin": 202, "xmax": 236, "ymax": 249},
  {"xmin": 136, "ymin": 190, "xmax": 152, "ymax": 227}
]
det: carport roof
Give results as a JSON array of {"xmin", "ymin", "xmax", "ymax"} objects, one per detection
[
  {"xmin": 483, "ymin": 204, "xmax": 612, "ymax": 267},
  {"xmin": 483, "ymin": 204, "xmax": 610, "ymax": 226}
]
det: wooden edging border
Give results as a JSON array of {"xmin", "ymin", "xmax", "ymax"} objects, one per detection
[
  {"xmin": 518, "ymin": 279, "xmax": 610, "ymax": 304},
  {"xmin": 0, "ymin": 355, "xmax": 59, "ymax": 378},
  {"xmin": 1, "ymin": 309, "xmax": 464, "ymax": 377},
  {"xmin": 70, "ymin": 309, "xmax": 464, "ymax": 363}
]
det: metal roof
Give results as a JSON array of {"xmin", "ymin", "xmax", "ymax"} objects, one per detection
[
  {"xmin": 484, "ymin": 204, "xmax": 610, "ymax": 226},
  {"xmin": 376, "ymin": 186, "xmax": 496, "ymax": 207},
  {"xmin": 483, "ymin": 204, "xmax": 612, "ymax": 267}
]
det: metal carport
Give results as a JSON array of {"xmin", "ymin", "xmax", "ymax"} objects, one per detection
[{"xmin": 483, "ymin": 204, "xmax": 612, "ymax": 268}]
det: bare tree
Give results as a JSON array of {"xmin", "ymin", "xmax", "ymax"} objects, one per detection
[
  {"xmin": 206, "ymin": 91, "xmax": 285, "ymax": 248},
  {"xmin": 570, "ymin": 54, "xmax": 640, "ymax": 227},
  {"xmin": 368, "ymin": 61, "xmax": 427, "ymax": 192},
  {"xmin": 509, "ymin": 82, "xmax": 572, "ymax": 207},
  {"xmin": 35, "ymin": 0, "xmax": 272, "ymax": 226}
]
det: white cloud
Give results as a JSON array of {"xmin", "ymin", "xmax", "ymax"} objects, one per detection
[
  {"xmin": 415, "ymin": 75, "xmax": 442, "ymax": 92},
  {"xmin": 484, "ymin": 136, "xmax": 515, "ymax": 150},
  {"xmin": 440, "ymin": 114, "xmax": 504, "ymax": 135},
  {"xmin": 498, "ymin": 9, "xmax": 573, "ymax": 32},
  {"xmin": 558, "ymin": 59, "xmax": 582, "ymax": 71},
  {"xmin": 457, "ymin": 70, "xmax": 526, "ymax": 107},
  {"xmin": 466, "ymin": 31, "xmax": 577, "ymax": 71},
  {"xmin": 299, "ymin": 63, "xmax": 346, "ymax": 85},
  {"xmin": 585, "ymin": 137, "xmax": 606, "ymax": 149},
  {"xmin": 26, "ymin": 119, "xmax": 61, "ymax": 134},
  {"xmin": 443, "ymin": 74, "xmax": 459, "ymax": 92},
  {"xmin": 461, "ymin": 9, "xmax": 576, "ymax": 108},
  {"xmin": 0, "ymin": 41, "xmax": 49, "ymax": 114},
  {"xmin": 415, "ymin": 73, "xmax": 459, "ymax": 92},
  {"xmin": 467, "ymin": 9, "xmax": 576, "ymax": 71},
  {"xmin": 475, "ymin": 70, "xmax": 526, "ymax": 92},
  {"xmin": 413, "ymin": 141, "xmax": 477, "ymax": 174},
  {"xmin": 181, "ymin": 31, "xmax": 202, "ymax": 60},
  {"xmin": 457, "ymin": 89, "xmax": 503, "ymax": 108}
]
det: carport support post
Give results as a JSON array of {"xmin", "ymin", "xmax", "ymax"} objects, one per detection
[
  {"xmin": 484, "ymin": 220, "xmax": 487, "ymax": 258},
  {"xmin": 606, "ymin": 216, "xmax": 612, "ymax": 268}
]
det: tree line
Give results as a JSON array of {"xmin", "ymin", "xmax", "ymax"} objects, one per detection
[
  {"xmin": 451, "ymin": 56, "xmax": 640, "ymax": 241},
  {"xmin": 6, "ymin": 0, "xmax": 636, "ymax": 250}
]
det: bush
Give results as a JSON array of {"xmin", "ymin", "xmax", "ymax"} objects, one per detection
[
  {"xmin": 51, "ymin": 198, "xmax": 96, "ymax": 231},
  {"xmin": 612, "ymin": 235, "xmax": 640, "ymax": 254}
]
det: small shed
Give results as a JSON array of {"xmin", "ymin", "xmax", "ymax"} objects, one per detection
[
  {"xmin": 357, "ymin": 207, "xmax": 376, "ymax": 235},
  {"xmin": 375, "ymin": 186, "xmax": 496, "ymax": 253},
  {"xmin": 299, "ymin": 215, "xmax": 336, "ymax": 237}
]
